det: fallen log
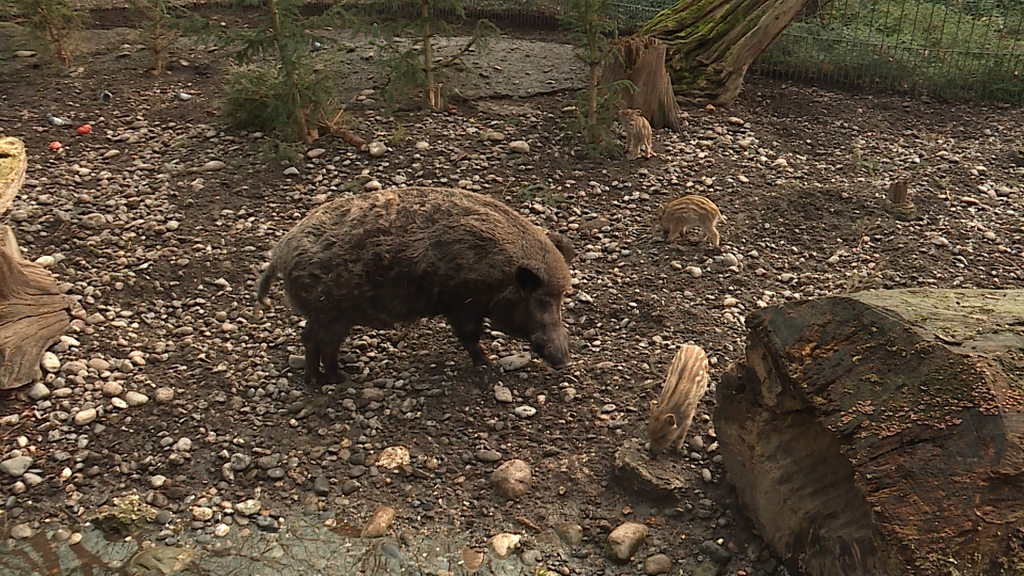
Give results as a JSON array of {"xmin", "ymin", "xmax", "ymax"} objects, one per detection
[
  {"xmin": 716, "ymin": 288, "xmax": 1024, "ymax": 576},
  {"xmin": 0, "ymin": 137, "xmax": 71, "ymax": 391}
]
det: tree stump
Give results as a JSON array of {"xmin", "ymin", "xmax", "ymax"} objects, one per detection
[
  {"xmin": 715, "ymin": 288, "xmax": 1024, "ymax": 576},
  {"xmin": 884, "ymin": 175, "xmax": 916, "ymax": 221},
  {"xmin": 601, "ymin": 36, "xmax": 682, "ymax": 132},
  {"xmin": 0, "ymin": 137, "xmax": 71, "ymax": 391}
]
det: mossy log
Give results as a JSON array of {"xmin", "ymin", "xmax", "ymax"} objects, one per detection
[
  {"xmin": 639, "ymin": 0, "xmax": 810, "ymax": 104},
  {"xmin": 0, "ymin": 137, "xmax": 71, "ymax": 391},
  {"xmin": 716, "ymin": 288, "xmax": 1024, "ymax": 576}
]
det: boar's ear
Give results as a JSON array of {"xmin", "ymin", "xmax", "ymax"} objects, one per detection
[
  {"xmin": 547, "ymin": 231, "xmax": 575, "ymax": 264},
  {"xmin": 515, "ymin": 265, "xmax": 545, "ymax": 293}
]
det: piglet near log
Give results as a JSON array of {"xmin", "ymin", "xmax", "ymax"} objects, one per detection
[{"xmin": 256, "ymin": 186, "xmax": 576, "ymax": 387}]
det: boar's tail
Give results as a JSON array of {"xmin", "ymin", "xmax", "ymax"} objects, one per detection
[{"xmin": 255, "ymin": 261, "xmax": 278, "ymax": 309}]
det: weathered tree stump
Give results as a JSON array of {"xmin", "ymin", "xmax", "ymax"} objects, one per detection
[
  {"xmin": 601, "ymin": 36, "xmax": 682, "ymax": 132},
  {"xmin": 716, "ymin": 288, "xmax": 1024, "ymax": 576},
  {"xmin": 0, "ymin": 137, "xmax": 71, "ymax": 391},
  {"xmin": 887, "ymin": 178, "xmax": 909, "ymax": 204}
]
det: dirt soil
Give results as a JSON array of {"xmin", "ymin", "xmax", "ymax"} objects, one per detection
[{"xmin": 1, "ymin": 8, "xmax": 1023, "ymax": 576}]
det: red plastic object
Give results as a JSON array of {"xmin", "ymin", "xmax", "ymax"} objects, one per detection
[
  {"xmin": 77, "ymin": 124, "xmax": 92, "ymax": 135},
  {"xmin": 49, "ymin": 141, "xmax": 62, "ymax": 150}
]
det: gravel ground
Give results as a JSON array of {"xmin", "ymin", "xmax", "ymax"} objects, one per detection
[{"xmin": 1, "ymin": 14, "xmax": 1024, "ymax": 576}]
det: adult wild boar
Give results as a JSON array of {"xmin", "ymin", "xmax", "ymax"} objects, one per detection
[{"xmin": 256, "ymin": 186, "xmax": 575, "ymax": 386}]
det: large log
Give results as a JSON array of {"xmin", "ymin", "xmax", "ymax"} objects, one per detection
[
  {"xmin": 716, "ymin": 288, "xmax": 1024, "ymax": 576},
  {"xmin": 0, "ymin": 137, "xmax": 71, "ymax": 391}
]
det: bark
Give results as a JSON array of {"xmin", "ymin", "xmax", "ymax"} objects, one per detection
[
  {"xmin": 600, "ymin": 36, "xmax": 681, "ymax": 132},
  {"xmin": 0, "ymin": 137, "xmax": 71, "ymax": 391},
  {"xmin": 640, "ymin": 0, "xmax": 810, "ymax": 104},
  {"xmin": 0, "ymin": 137, "xmax": 27, "ymax": 216},
  {"xmin": 716, "ymin": 288, "xmax": 1024, "ymax": 576}
]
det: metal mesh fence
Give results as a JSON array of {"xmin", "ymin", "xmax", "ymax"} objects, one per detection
[
  {"xmin": 439, "ymin": 0, "xmax": 1024, "ymax": 104},
  {"xmin": 65, "ymin": 0, "xmax": 1024, "ymax": 103}
]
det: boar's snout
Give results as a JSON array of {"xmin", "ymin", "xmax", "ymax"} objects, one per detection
[{"xmin": 530, "ymin": 328, "xmax": 572, "ymax": 369}]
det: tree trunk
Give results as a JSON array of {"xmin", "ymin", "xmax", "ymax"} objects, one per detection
[
  {"xmin": 600, "ymin": 36, "xmax": 681, "ymax": 132},
  {"xmin": 0, "ymin": 137, "xmax": 71, "ymax": 391},
  {"xmin": 640, "ymin": 0, "xmax": 810, "ymax": 104},
  {"xmin": 716, "ymin": 288, "xmax": 1024, "ymax": 576}
]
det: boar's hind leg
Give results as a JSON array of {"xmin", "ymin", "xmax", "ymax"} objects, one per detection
[
  {"xmin": 301, "ymin": 322, "xmax": 326, "ymax": 386},
  {"xmin": 446, "ymin": 310, "xmax": 489, "ymax": 366},
  {"xmin": 319, "ymin": 321, "xmax": 352, "ymax": 384}
]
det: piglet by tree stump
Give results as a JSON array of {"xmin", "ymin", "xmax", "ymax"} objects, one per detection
[
  {"xmin": 716, "ymin": 288, "xmax": 1024, "ymax": 576},
  {"xmin": 0, "ymin": 137, "xmax": 71, "ymax": 391}
]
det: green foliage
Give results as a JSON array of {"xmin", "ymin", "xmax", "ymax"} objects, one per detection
[
  {"xmin": 558, "ymin": 0, "xmax": 624, "ymax": 153},
  {"xmin": 220, "ymin": 0, "xmax": 354, "ymax": 142},
  {"xmin": 357, "ymin": 0, "xmax": 499, "ymax": 111},
  {"xmin": 565, "ymin": 78, "xmax": 635, "ymax": 159},
  {"xmin": 129, "ymin": 0, "xmax": 211, "ymax": 76},
  {"xmin": 14, "ymin": 0, "xmax": 83, "ymax": 67},
  {"xmin": 517, "ymin": 183, "xmax": 566, "ymax": 207}
]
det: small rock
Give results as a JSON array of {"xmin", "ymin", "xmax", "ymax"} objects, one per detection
[
  {"xmin": 360, "ymin": 505, "xmax": 395, "ymax": 538},
  {"xmin": 509, "ymin": 140, "xmax": 530, "ymax": 154},
  {"xmin": 74, "ymin": 408, "xmax": 97, "ymax": 426},
  {"xmin": 0, "ymin": 456, "xmax": 33, "ymax": 477},
  {"xmin": 68, "ymin": 532, "xmax": 82, "ymax": 545},
  {"xmin": 215, "ymin": 523, "xmax": 230, "ymax": 537},
  {"xmin": 126, "ymin": 391, "xmax": 149, "ymax": 406},
  {"xmin": 691, "ymin": 559, "xmax": 722, "ymax": 576},
  {"xmin": 283, "ymin": 166, "xmax": 299, "ymax": 176},
  {"xmin": 644, "ymin": 553, "xmax": 673, "ymax": 575},
  {"xmin": 489, "ymin": 459, "xmax": 533, "ymax": 499},
  {"xmin": 156, "ymin": 510, "xmax": 172, "ymax": 525},
  {"xmin": 14, "ymin": 50, "xmax": 38, "ymax": 58},
  {"xmin": 368, "ymin": 142, "xmax": 387, "ymax": 157},
  {"xmin": 27, "ymin": 382, "xmax": 51, "ymax": 401},
  {"xmin": 685, "ymin": 266, "xmax": 702, "ymax": 278},
  {"xmin": 476, "ymin": 450, "xmax": 503, "ymax": 463},
  {"xmin": 235, "ymin": 499, "xmax": 261, "ymax": 516},
  {"xmin": 513, "ymin": 405, "xmax": 537, "ymax": 418},
  {"xmin": 498, "ymin": 353, "xmax": 531, "ymax": 371},
  {"xmin": 365, "ymin": 180, "xmax": 382, "ymax": 191},
  {"xmin": 931, "ymin": 236, "xmax": 950, "ymax": 247},
  {"xmin": 201, "ymin": 160, "xmax": 227, "ymax": 172},
  {"xmin": 307, "ymin": 148, "xmax": 326, "ymax": 158},
  {"xmin": 700, "ymin": 540, "xmax": 733, "ymax": 565},
  {"xmin": 10, "ymin": 524, "xmax": 33, "ymax": 539},
  {"xmin": 102, "ymin": 382, "xmax": 123, "ymax": 396},
  {"xmin": 485, "ymin": 131, "xmax": 506, "ymax": 142},
  {"xmin": 489, "ymin": 533, "xmax": 521, "ymax": 559},
  {"xmin": 605, "ymin": 522, "xmax": 648, "ymax": 563},
  {"xmin": 554, "ymin": 522, "xmax": 583, "ymax": 546},
  {"xmin": 313, "ymin": 476, "xmax": 331, "ymax": 495},
  {"xmin": 88, "ymin": 358, "xmax": 110, "ymax": 371},
  {"xmin": 191, "ymin": 506, "xmax": 214, "ymax": 521},
  {"xmin": 40, "ymin": 352, "xmax": 61, "ymax": 373},
  {"xmin": 414, "ymin": 141, "xmax": 429, "ymax": 150},
  {"xmin": 376, "ymin": 446, "xmax": 410, "ymax": 470},
  {"xmin": 493, "ymin": 384, "xmax": 514, "ymax": 403},
  {"xmin": 154, "ymin": 387, "xmax": 174, "ymax": 403}
]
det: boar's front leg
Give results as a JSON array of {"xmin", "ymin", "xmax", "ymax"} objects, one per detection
[{"xmin": 446, "ymin": 309, "xmax": 490, "ymax": 366}]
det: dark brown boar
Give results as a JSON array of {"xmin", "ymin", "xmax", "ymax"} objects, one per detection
[{"xmin": 256, "ymin": 186, "xmax": 575, "ymax": 386}]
